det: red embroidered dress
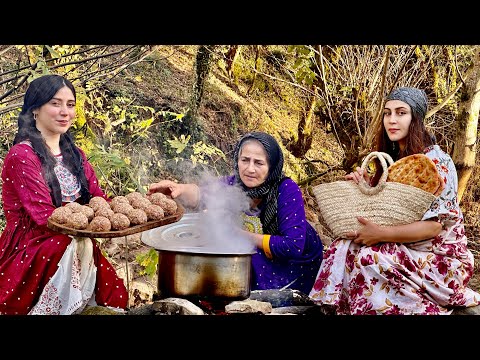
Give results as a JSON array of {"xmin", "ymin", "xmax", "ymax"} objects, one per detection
[{"xmin": 0, "ymin": 143, "xmax": 128, "ymax": 314}]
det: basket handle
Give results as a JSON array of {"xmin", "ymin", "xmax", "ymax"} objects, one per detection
[{"xmin": 357, "ymin": 151, "xmax": 394, "ymax": 195}]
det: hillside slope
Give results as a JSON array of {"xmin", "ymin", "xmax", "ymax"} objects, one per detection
[{"xmin": 98, "ymin": 45, "xmax": 480, "ymax": 304}]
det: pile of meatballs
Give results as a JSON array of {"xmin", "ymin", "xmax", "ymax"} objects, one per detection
[{"xmin": 49, "ymin": 192, "xmax": 178, "ymax": 232}]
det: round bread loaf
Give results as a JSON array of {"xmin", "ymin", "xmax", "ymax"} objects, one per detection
[{"xmin": 387, "ymin": 154, "xmax": 444, "ymax": 196}]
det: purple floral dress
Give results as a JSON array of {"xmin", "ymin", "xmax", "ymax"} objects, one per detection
[{"xmin": 309, "ymin": 145, "xmax": 480, "ymax": 314}]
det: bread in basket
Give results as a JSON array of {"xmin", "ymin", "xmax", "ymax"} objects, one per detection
[
  {"xmin": 312, "ymin": 152, "xmax": 438, "ymax": 238},
  {"xmin": 387, "ymin": 153, "xmax": 444, "ymax": 196}
]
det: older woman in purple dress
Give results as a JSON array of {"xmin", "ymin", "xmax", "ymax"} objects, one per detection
[{"xmin": 148, "ymin": 131, "xmax": 323, "ymax": 294}]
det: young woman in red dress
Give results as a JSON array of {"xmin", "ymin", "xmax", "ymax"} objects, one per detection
[{"xmin": 0, "ymin": 74, "xmax": 128, "ymax": 314}]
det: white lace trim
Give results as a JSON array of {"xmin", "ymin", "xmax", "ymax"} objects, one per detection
[{"xmin": 28, "ymin": 237, "xmax": 97, "ymax": 315}]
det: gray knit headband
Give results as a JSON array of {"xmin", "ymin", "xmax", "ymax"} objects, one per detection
[{"xmin": 386, "ymin": 87, "xmax": 428, "ymax": 120}]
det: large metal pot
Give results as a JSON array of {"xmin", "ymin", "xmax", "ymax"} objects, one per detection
[
  {"xmin": 156, "ymin": 250, "xmax": 252, "ymax": 299},
  {"xmin": 141, "ymin": 212, "xmax": 255, "ymax": 300}
]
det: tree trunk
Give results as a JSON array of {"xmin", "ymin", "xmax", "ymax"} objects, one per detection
[
  {"xmin": 286, "ymin": 85, "xmax": 317, "ymax": 158},
  {"xmin": 190, "ymin": 45, "xmax": 216, "ymax": 118},
  {"xmin": 186, "ymin": 45, "xmax": 217, "ymax": 142},
  {"xmin": 452, "ymin": 48, "xmax": 480, "ymax": 202},
  {"xmin": 246, "ymin": 45, "xmax": 260, "ymax": 96},
  {"xmin": 225, "ymin": 45, "xmax": 241, "ymax": 79}
]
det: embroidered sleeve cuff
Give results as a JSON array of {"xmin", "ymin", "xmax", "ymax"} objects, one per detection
[{"xmin": 262, "ymin": 234, "xmax": 272, "ymax": 259}]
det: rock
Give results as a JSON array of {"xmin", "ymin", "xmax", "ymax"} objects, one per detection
[
  {"xmin": 151, "ymin": 297, "xmax": 205, "ymax": 315},
  {"xmin": 270, "ymin": 306, "xmax": 322, "ymax": 315},
  {"xmin": 80, "ymin": 306, "xmax": 126, "ymax": 315},
  {"xmin": 451, "ymin": 305, "xmax": 480, "ymax": 315},
  {"xmin": 249, "ymin": 289, "xmax": 314, "ymax": 308},
  {"xmin": 225, "ymin": 299, "xmax": 272, "ymax": 314},
  {"xmin": 128, "ymin": 303, "xmax": 156, "ymax": 315}
]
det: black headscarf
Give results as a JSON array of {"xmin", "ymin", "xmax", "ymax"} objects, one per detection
[{"xmin": 233, "ymin": 131, "xmax": 285, "ymax": 234}]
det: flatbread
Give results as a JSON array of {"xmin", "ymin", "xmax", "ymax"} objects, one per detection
[{"xmin": 387, "ymin": 154, "xmax": 444, "ymax": 196}]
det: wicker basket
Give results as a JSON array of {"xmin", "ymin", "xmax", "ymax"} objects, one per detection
[{"xmin": 312, "ymin": 151, "xmax": 437, "ymax": 239}]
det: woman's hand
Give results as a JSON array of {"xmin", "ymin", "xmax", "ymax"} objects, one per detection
[
  {"xmin": 237, "ymin": 228, "xmax": 263, "ymax": 248},
  {"xmin": 345, "ymin": 167, "xmax": 370, "ymax": 185},
  {"xmin": 345, "ymin": 217, "xmax": 383, "ymax": 246},
  {"xmin": 345, "ymin": 217, "xmax": 443, "ymax": 246},
  {"xmin": 148, "ymin": 180, "xmax": 183, "ymax": 198},
  {"xmin": 148, "ymin": 180, "xmax": 200, "ymax": 209}
]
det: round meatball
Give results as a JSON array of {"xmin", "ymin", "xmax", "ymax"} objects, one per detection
[
  {"xmin": 67, "ymin": 212, "xmax": 89, "ymax": 230},
  {"xmin": 88, "ymin": 216, "xmax": 112, "ymax": 232},
  {"xmin": 148, "ymin": 192, "xmax": 167, "ymax": 206},
  {"xmin": 144, "ymin": 204, "xmax": 165, "ymax": 220},
  {"xmin": 110, "ymin": 213, "xmax": 131, "ymax": 230},
  {"xmin": 130, "ymin": 197, "xmax": 152, "ymax": 211},
  {"xmin": 125, "ymin": 191, "xmax": 144, "ymax": 203},
  {"xmin": 79, "ymin": 205, "xmax": 95, "ymax": 221},
  {"xmin": 50, "ymin": 206, "xmax": 73, "ymax": 224},
  {"xmin": 110, "ymin": 195, "xmax": 130, "ymax": 209},
  {"xmin": 112, "ymin": 202, "xmax": 134, "ymax": 216},
  {"xmin": 127, "ymin": 208, "xmax": 148, "ymax": 225},
  {"xmin": 64, "ymin": 201, "xmax": 83, "ymax": 213},
  {"xmin": 89, "ymin": 196, "xmax": 109, "ymax": 212},
  {"xmin": 95, "ymin": 206, "xmax": 114, "ymax": 219},
  {"xmin": 160, "ymin": 198, "xmax": 178, "ymax": 216}
]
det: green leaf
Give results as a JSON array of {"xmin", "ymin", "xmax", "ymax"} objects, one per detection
[{"xmin": 135, "ymin": 249, "xmax": 158, "ymax": 278}]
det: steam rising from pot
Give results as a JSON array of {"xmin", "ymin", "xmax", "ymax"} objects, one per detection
[
  {"xmin": 142, "ymin": 172, "xmax": 256, "ymax": 254},
  {"xmin": 196, "ymin": 174, "xmax": 255, "ymax": 254}
]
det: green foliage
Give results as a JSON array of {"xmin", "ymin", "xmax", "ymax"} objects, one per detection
[
  {"xmin": 231, "ymin": 47, "xmax": 269, "ymax": 93},
  {"xmin": 165, "ymin": 134, "xmax": 228, "ymax": 176},
  {"xmin": 265, "ymin": 48, "xmax": 287, "ymax": 67},
  {"xmin": 0, "ymin": 109, "xmax": 18, "ymax": 156},
  {"xmin": 155, "ymin": 110, "xmax": 191, "ymax": 143},
  {"xmin": 159, "ymin": 110, "xmax": 185, "ymax": 123},
  {"xmin": 87, "ymin": 145, "xmax": 145, "ymax": 196},
  {"xmin": 111, "ymin": 100, "xmax": 155, "ymax": 139},
  {"xmin": 191, "ymin": 140, "xmax": 227, "ymax": 166},
  {"xmin": 287, "ymin": 45, "xmax": 317, "ymax": 86},
  {"xmin": 83, "ymin": 90, "xmax": 157, "ymax": 142},
  {"xmin": 167, "ymin": 134, "xmax": 191, "ymax": 154},
  {"xmin": 73, "ymin": 91, "xmax": 89, "ymax": 131},
  {"xmin": 2, "ymin": 44, "xmax": 478, "ymax": 292},
  {"xmin": 75, "ymin": 82, "xmax": 166, "ymax": 195},
  {"xmin": 135, "ymin": 248, "xmax": 158, "ymax": 278}
]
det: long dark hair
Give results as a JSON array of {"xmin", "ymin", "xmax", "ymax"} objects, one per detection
[
  {"xmin": 13, "ymin": 74, "xmax": 91, "ymax": 207},
  {"xmin": 371, "ymin": 95, "xmax": 435, "ymax": 185}
]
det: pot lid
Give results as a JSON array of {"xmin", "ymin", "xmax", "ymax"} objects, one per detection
[{"xmin": 141, "ymin": 212, "xmax": 256, "ymax": 254}]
